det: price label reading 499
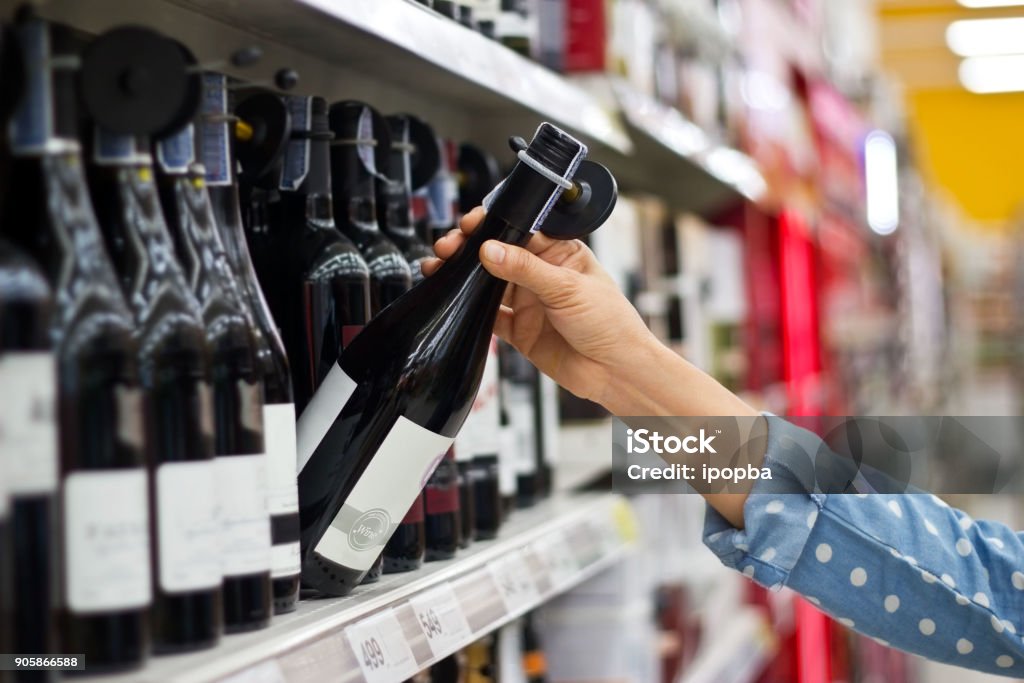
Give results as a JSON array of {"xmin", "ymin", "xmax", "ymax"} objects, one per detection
[
  {"xmin": 345, "ymin": 609, "xmax": 418, "ymax": 683},
  {"xmin": 0, "ymin": 655, "xmax": 85, "ymax": 671}
]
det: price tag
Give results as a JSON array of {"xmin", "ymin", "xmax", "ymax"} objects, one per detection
[
  {"xmin": 590, "ymin": 518, "xmax": 620, "ymax": 557},
  {"xmin": 345, "ymin": 608, "xmax": 419, "ymax": 683},
  {"xmin": 409, "ymin": 584, "xmax": 473, "ymax": 658},
  {"xmin": 534, "ymin": 529, "xmax": 580, "ymax": 589},
  {"xmin": 488, "ymin": 551, "xmax": 540, "ymax": 615}
]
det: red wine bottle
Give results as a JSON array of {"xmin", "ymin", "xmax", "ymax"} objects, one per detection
[
  {"xmin": 240, "ymin": 94, "xmax": 371, "ymax": 416},
  {"xmin": 297, "ymin": 123, "xmax": 593, "ymax": 596},
  {"xmin": 424, "ymin": 447, "xmax": 461, "ymax": 560},
  {"xmin": 421, "ymin": 137, "xmax": 461, "ymax": 245},
  {"xmin": 458, "ymin": 335, "xmax": 503, "ymax": 538},
  {"xmin": 200, "ymin": 73, "xmax": 301, "ymax": 615},
  {"xmin": 0, "ymin": 239, "xmax": 58, "ymax": 683},
  {"xmin": 156, "ymin": 113, "xmax": 272, "ymax": 634},
  {"xmin": 500, "ymin": 342, "xmax": 539, "ymax": 508},
  {"xmin": 326, "ymin": 100, "xmax": 424, "ymax": 575},
  {"xmin": 328, "ymin": 101, "xmax": 413, "ymax": 308},
  {"xmin": 85, "ymin": 121, "xmax": 221, "ymax": 653},
  {"xmin": 377, "ymin": 114, "xmax": 437, "ymax": 284},
  {"xmin": 5, "ymin": 19, "xmax": 151, "ymax": 672}
]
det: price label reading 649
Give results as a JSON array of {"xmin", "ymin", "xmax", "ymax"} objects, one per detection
[{"xmin": 0, "ymin": 655, "xmax": 85, "ymax": 671}]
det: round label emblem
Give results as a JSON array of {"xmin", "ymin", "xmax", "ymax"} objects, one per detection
[{"xmin": 347, "ymin": 508, "xmax": 391, "ymax": 551}]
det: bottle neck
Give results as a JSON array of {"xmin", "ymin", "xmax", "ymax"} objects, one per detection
[{"xmin": 330, "ymin": 141, "xmax": 379, "ymax": 234}]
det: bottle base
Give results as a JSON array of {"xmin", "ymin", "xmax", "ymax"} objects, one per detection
[
  {"xmin": 272, "ymin": 575, "xmax": 301, "ymax": 615},
  {"xmin": 301, "ymin": 552, "xmax": 364, "ymax": 597},
  {"xmin": 425, "ymin": 548, "xmax": 457, "ymax": 562},
  {"xmin": 382, "ymin": 556, "xmax": 423, "ymax": 574},
  {"xmin": 152, "ymin": 635, "xmax": 219, "ymax": 656},
  {"xmin": 474, "ymin": 529, "xmax": 499, "ymax": 541},
  {"xmin": 63, "ymin": 609, "xmax": 148, "ymax": 675},
  {"xmin": 223, "ymin": 572, "xmax": 272, "ymax": 633}
]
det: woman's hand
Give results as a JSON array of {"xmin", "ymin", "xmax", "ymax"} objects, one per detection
[
  {"xmin": 422, "ymin": 207, "xmax": 656, "ymax": 411},
  {"xmin": 426, "ymin": 206, "xmax": 757, "ymax": 526}
]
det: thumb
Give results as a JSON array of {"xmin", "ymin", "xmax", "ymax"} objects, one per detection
[{"xmin": 480, "ymin": 240, "xmax": 576, "ymax": 307}]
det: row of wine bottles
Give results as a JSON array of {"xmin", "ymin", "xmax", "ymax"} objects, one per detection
[
  {"xmin": 0, "ymin": 13, "xmax": 578, "ymax": 677},
  {"xmin": 411, "ymin": 0, "xmax": 535, "ymax": 58}
]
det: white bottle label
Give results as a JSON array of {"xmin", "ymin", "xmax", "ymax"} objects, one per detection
[
  {"xmin": 498, "ymin": 426, "xmax": 518, "ymax": 497},
  {"xmin": 264, "ymin": 403, "xmax": 301, "ymax": 579},
  {"xmin": 315, "ymin": 416, "xmax": 453, "ymax": 572},
  {"xmin": 156, "ymin": 461, "xmax": 220, "ymax": 593},
  {"xmin": 296, "ymin": 363, "xmax": 358, "ymax": 473},
  {"xmin": 215, "ymin": 454, "xmax": 272, "ymax": 577},
  {"xmin": 0, "ymin": 352, "xmax": 58, "ymax": 495},
  {"xmin": 64, "ymin": 469, "xmax": 151, "ymax": 612},
  {"xmin": 271, "ymin": 543, "xmax": 300, "ymax": 580},
  {"xmin": 539, "ymin": 375, "xmax": 560, "ymax": 466},
  {"xmin": 456, "ymin": 338, "xmax": 501, "ymax": 459},
  {"xmin": 507, "ymin": 385, "xmax": 537, "ymax": 475},
  {"xmin": 264, "ymin": 404, "xmax": 299, "ymax": 516}
]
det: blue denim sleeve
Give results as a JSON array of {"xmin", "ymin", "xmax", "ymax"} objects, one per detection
[{"xmin": 702, "ymin": 417, "xmax": 1024, "ymax": 676}]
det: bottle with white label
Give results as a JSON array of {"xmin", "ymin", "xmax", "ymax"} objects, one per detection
[
  {"xmin": 4, "ymin": 19, "xmax": 151, "ymax": 672},
  {"xmin": 499, "ymin": 343, "xmax": 539, "ymax": 508},
  {"xmin": 84, "ymin": 87, "xmax": 222, "ymax": 653},
  {"xmin": 327, "ymin": 100, "xmax": 426, "ymax": 576},
  {"xmin": 296, "ymin": 122, "xmax": 603, "ymax": 596},
  {"xmin": 156, "ymin": 88, "xmax": 272, "ymax": 634},
  {"xmin": 201, "ymin": 74, "xmax": 301, "ymax": 615},
  {"xmin": 0, "ymin": 238, "xmax": 57, "ymax": 683},
  {"xmin": 235, "ymin": 93, "xmax": 377, "ymax": 582},
  {"xmin": 534, "ymin": 375, "xmax": 560, "ymax": 498},
  {"xmin": 457, "ymin": 336, "xmax": 503, "ymax": 539}
]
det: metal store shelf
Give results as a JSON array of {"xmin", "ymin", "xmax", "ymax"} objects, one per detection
[
  {"xmin": 92, "ymin": 494, "xmax": 635, "ymax": 683},
  {"xmin": 17, "ymin": 0, "xmax": 765, "ymax": 218}
]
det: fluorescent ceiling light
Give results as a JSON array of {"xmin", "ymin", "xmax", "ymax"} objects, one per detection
[
  {"xmin": 957, "ymin": 0, "xmax": 1024, "ymax": 7},
  {"xmin": 959, "ymin": 54, "xmax": 1024, "ymax": 92},
  {"xmin": 864, "ymin": 131, "xmax": 899, "ymax": 236},
  {"xmin": 947, "ymin": 17, "xmax": 1024, "ymax": 57}
]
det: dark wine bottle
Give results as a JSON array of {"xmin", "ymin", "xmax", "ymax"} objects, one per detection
[
  {"xmin": 0, "ymin": 240, "xmax": 57, "ymax": 683},
  {"xmin": 156, "ymin": 111, "xmax": 272, "ymax": 634},
  {"xmin": 86, "ymin": 120, "xmax": 221, "ymax": 653},
  {"xmin": 242, "ymin": 93, "xmax": 372, "ymax": 416},
  {"xmin": 326, "ymin": 100, "xmax": 424, "ymax": 575},
  {"xmin": 533, "ymin": 375, "xmax": 559, "ymax": 498},
  {"xmin": 423, "ymin": 447, "xmax": 461, "ymax": 561},
  {"xmin": 328, "ymin": 101, "xmax": 413, "ymax": 309},
  {"xmin": 236, "ymin": 94, "xmax": 379, "ymax": 583},
  {"xmin": 500, "ymin": 342, "xmax": 539, "ymax": 508},
  {"xmin": 200, "ymin": 73, "xmax": 301, "ymax": 614},
  {"xmin": 296, "ymin": 123, "xmax": 594, "ymax": 596},
  {"xmin": 0, "ymin": 445, "xmax": 8, "ymax": 683},
  {"xmin": 420, "ymin": 137, "xmax": 461, "ymax": 246},
  {"xmin": 5, "ymin": 19, "xmax": 151, "ymax": 672},
  {"xmin": 377, "ymin": 114, "xmax": 437, "ymax": 285},
  {"xmin": 457, "ymin": 336, "xmax": 503, "ymax": 539},
  {"xmin": 497, "ymin": 383, "xmax": 518, "ymax": 516}
]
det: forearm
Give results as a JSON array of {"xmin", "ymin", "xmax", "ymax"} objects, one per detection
[{"xmin": 597, "ymin": 334, "xmax": 759, "ymax": 527}]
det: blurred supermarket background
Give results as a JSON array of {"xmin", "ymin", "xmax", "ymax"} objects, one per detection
[{"xmin": 8, "ymin": 1, "xmax": 1024, "ymax": 682}]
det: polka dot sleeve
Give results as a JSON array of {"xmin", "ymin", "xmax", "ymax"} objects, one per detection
[{"xmin": 702, "ymin": 417, "xmax": 1024, "ymax": 676}]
